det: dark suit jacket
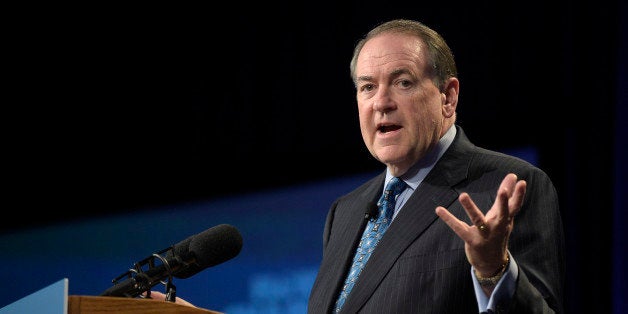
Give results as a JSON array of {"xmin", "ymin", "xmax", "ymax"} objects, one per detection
[{"xmin": 308, "ymin": 125, "xmax": 565, "ymax": 313}]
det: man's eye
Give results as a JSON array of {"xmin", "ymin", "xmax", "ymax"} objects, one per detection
[
  {"xmin": 398, "ymin": 80, "xmax": 413, "ymax": 88},
  {"xmin": 361, "ymin": 84, "xmax": 374, "ymax": 92}
]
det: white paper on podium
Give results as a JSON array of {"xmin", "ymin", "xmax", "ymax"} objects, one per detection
[{"xmin": 0, "ymin": 278, "xmax": 68, "ymax": 314}]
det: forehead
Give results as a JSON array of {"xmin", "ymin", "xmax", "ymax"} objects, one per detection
[{"xmin": 356, "ymin": 33, "xmax": 427, "ymax": 77}]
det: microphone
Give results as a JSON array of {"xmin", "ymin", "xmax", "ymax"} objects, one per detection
[
  {"xmin": 100, "ymin": 223, "xmax": 243, "ymax": 298},
  {"xmin": 364, "ymin": 201, "xmax": 379, "ymax": 220}
]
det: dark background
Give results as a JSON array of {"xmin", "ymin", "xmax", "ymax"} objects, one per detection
[{"xmin": 4, "ymin": 1, "xmax": 626, "ymax": 313}]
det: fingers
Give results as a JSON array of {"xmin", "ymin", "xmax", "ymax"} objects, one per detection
[
  {"xmin": 458, "ymin": 192, "xmax": 486, "ymax": 232},
  {"xmin": 496, "ymin": 173, "xmax": 527, "ymax": 219},
  {"xmin": 495, "ymin": 173, "xmax": 516, "ymax": 217},
  {"xmin": 437, "ymin": 173, "xmax": 527, "ymax": 235},
  {"xmin": 510, "ymin": 179, "xmax": 526, "ymax": 215},
  {"xmin": 435, "ymin": 206, "xmax": 473, "ymax": 239},
  {"xmin": 142, "ymin": 291, "xmax": 196, "ymax": 307}
]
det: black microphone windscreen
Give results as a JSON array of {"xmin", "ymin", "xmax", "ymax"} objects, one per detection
[{"xmin": 172, "ymin": 224, "xmax": 243, "ymax": 279}]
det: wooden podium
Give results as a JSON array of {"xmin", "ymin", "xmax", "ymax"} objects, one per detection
[
  {"xmin": 0, "ymin": 279, "xmax": 222, "ymax": 314},
  {"xmin": 69, "ymin": 295, "xmax": 222, "ymax": 314}
]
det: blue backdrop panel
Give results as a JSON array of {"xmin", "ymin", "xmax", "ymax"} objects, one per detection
[{"xmin": 0, "ymin": 172, "xmax": 377, "ymax": 313}]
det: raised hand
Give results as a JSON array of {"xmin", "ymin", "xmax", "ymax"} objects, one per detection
[{"xmin": 435, "ymin": 173, "xmax": 527, "ymax": 277}]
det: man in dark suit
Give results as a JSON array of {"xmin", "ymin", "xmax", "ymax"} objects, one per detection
[{"xmin": 307, "ymin": 19, "xmax": 565, "ymax": 313}]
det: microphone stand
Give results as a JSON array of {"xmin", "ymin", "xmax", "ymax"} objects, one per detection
[{"xmin": 107, "ymin": 246, "xmax": 178, "ymax": 302}]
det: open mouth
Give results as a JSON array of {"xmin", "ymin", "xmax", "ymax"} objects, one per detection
[{"xmin": 378, "ymin": 124, "xmax": 402, "ymax": 133}]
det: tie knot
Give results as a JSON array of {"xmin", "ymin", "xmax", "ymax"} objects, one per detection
[
  {"xmin": 378, "ymin": 177, "xmax": 407, "ymax": 219},
  {"xmin": 384, "ymin": 177, "xmax": 407, "ymax": 197}
]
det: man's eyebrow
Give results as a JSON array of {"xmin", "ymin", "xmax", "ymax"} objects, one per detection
[
  {"xmin": 356, "ymin": 68, "xmax": 412, "ymax": 83},
  {"xmin": 356, "ymin": 75, "xmax": 373, "ymax": 83},
  {"xmin": 390, "ymin": 68, "xmax": 412, "ymax": 78}
]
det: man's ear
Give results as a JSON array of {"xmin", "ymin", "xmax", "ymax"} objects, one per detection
[{"xmin": 441, "ymin": 77, "xmax": 459, "ymax": 118}]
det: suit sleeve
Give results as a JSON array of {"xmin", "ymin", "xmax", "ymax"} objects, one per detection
[{"xmin": 503, "ymin": 167, "xmax": 566, "ymax": 313}]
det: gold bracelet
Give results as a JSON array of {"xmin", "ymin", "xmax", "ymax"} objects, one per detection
[{"xmin": 475, "ymin": 255, "xmax": 510, "ymax": 287}]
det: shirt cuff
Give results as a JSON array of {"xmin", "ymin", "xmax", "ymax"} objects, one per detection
[{"xmin": 472, "ymin": 251, "xmax": 518, "ymax": 312}]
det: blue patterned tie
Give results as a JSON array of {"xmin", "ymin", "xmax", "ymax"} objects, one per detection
[{"xmin": 334, "ymin": 177, "xmax": 407, "ymax": 312}]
